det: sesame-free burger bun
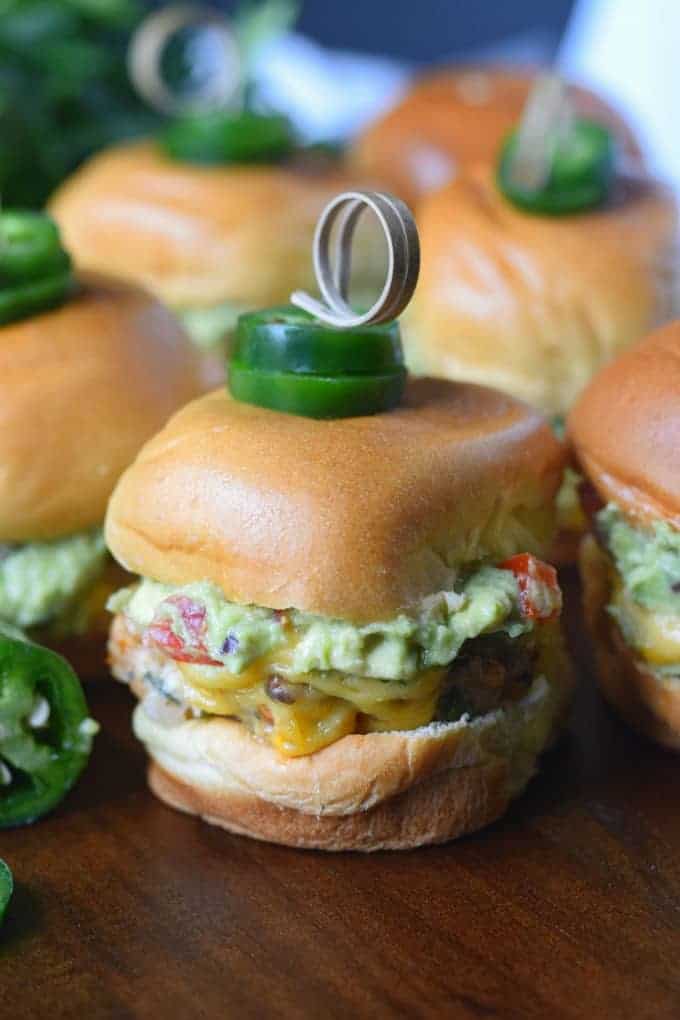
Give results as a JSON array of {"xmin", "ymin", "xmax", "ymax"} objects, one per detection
[
  {"xmin": 108, "ymin": 615, "xmax": 573, "ymax": 852},
  {"xmin": 580, "ymin": 534, "xmax": 680, "ymax": 750},
  {"xmin": 0, "ymin": 275, "xmax": 200, "ymax": 541},
  {"xmin": 402, "ymin": 167, "xmax": 677, "ymax": 417},
  {"xmin": 568, "ymin": 321, "xmax": 680, "ymax": 529},
  {"xmin": 351, "ymin": 67, "xmax": 643, "ymax": 206},
  {"xmin": 49, "ymin": 142, "xmax": 384, "ymax": 311},
  {"xmin": 142, "ymin": 666, "xmax": 570, "ymax": 852},
  {"xmin": 105, "ymin": 378, "xmax": 566, "ymax": 623}
]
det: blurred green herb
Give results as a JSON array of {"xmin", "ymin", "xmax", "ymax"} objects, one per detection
[
  {"xmin": 0, "ymin": 0, "xmax": 301, "ymax": 207},
  {"xmin": 0, "ymin": 0, "xmax": 157, "ymax": 207}
]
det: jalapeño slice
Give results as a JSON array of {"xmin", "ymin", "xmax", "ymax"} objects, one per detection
[
  {"xmin": 0, "ymin": 212, "xmax": 70, "ymax": 283},
  {"xmin": 498, "ymin": 118, "xmax": 615, "ymax": 215},
  {"xmin": 0, "ymin": 270, "xmax": 74, "ymax": 327},
  {"xmin": 228, "ymin": 360, "xmax": 406, "ymax": 419},
  {"xmin": 0, "ymin": 211, "xmax": 74, "ymax": 325},
  {"xmin": 0, "ymin": 625, "xmax": 97, "ymax": 828},
  {"xmin": 161, "ymin": 111, "xmax": 296, "ymax": 165},
  {"xmin": 233, "ymin": 306, "xmax": 404, "ymax": 376}
]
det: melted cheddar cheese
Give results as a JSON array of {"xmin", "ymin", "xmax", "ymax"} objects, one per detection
[
  {"xmin": 610, "ymin": 580, "xmax": 680, "ymax": 668},
  {"xmin": 556, "ymin": 467, "xmax": 587, "ymax": 534},
  {"xmin": 174, "ymin": 656, "xmax": 447, "ymax": 756},
  {"xmin": 118, "ymin": 559, "xmax": 564, "ymax": 758}
]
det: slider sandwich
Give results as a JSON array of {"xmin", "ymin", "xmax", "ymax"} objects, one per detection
[
  {"xmin": 401, "ymin": 104, "xmax": 675, "ymax": 417},
  {"xmin": 0, "ymin": 210, "xmax": 200, "ymax": 673},
  {"xmin": 49, "ymin": 116, "xmax": 385, "ymax": 388},
  {"xmin": 399, "ymin": 81, "xmax": 677, "ymax": 558},
  {"xmin": 105, "ymin": 192, "xmax": 572, "ymax": 850},
  {"xmin": 569, "ymin": 321, "xmax": 680, "ymax": 749}
]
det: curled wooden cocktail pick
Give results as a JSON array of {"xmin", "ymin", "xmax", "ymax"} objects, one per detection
[
  {"xmin": 127, "ymin": 4, "xmax": 241, "ymax": 116},
  {"xmin": 506, "ymin": 73, "xmax": 573, "ymax": 192},
  {"xmin": 291, "ymin": 191, "xmax": 420, "ymax": 328}
]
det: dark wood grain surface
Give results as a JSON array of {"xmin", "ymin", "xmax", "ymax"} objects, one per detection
[{"xmin": 3, "ymin": 571, "xmax": 680, "ymax": 1020}]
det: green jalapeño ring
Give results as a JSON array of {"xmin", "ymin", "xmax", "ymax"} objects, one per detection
[
  {"xmin": 0, "ymin": 211, "xmax": 74, "ymax": 326},
  {"xmin": 228, "ymin": 191, "xmax": 419, "ymax": 419},
  {"xmin": 233, "ymin": 305, "xmax": 404, "ymax": 377},
  {"xmin": 0, "ymin": 625, "xmax": 97, "ymax": 829},
  {"xmin": 229, "ymin": 360, "xmax": 406, "ymax": 419},
  {"xmin": 498, "ymin": 117, "xmax": 616, "ymax": 216},
  {"xmin": 129, "ymin": 6, "xmax": 296, "ymax": 166},
  {"xmin": 229, "ymin": 305, "xmax": 406, "ymax": 419},
  {"xmin": 161, "ymin": 111, "xmax": 296, "ymax": 166}
]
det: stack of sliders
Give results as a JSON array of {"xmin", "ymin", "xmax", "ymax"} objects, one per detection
[
  {"xmin": 0, "ymin": 210, "xmax": 200, "ymax": 673},
  {"xmin": 104, "ymin": 192, "xmax": 573, "ymax": 851},
  {"xmin": 569, "ymin": 321, "xmax": 680, "ymax": 750},
  {"xmin": 351, "ymin": 66, "xmax": 644, "ymax": 207}
]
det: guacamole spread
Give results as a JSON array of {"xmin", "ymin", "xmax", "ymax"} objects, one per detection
[
  {"xmin": 177, "ymin": 301, "xmax": 248, "ymax": 352},
  {"xmin": 109, "ymin": 565, "xmax": 533, "ymax": 683},
  {"xmin": 0, "ymin": 530, "xmax": 107, "ymax": 629},
  {"xmin": 597, "ymin": 505, "xmax": 680, "ymax": 614}
]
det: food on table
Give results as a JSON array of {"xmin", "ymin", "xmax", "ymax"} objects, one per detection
[
  {"xmin": 0, "ymin": 210, "xmax": 200, "ymax": 673},
  {"xmin": 104, "ymin": 208, "xmax": 572, "ymax": 847},
  {"xmin": 569, "ymin": 320, "xmax": 680, "ymax": 749},
  {"xmin": 0, "ymin": 624, "xmax": 97, "ymax": 828}
]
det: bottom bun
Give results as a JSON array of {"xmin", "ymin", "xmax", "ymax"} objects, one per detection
[
  {"xmin": 147, "ymin": 753, "xmax": 510, "ymax": 852},
  {"xmin": 580, "ymin": 534, "xmax": 680, "ymax": 751},
  {"xmin": 120, "ymin": 630, "xmax": 573, "ymax": 851}
]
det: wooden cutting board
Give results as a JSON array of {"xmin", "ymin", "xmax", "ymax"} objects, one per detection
[{"xmin": 2, "ymin": 570, "xmax": 680, "ymax": 1019}]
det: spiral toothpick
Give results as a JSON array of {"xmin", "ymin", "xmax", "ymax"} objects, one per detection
[
  {"xmin": 507, "ymin": 73, "xmax": 573, "ymax": 191},
  {"xmin": 290, "ymin": 191, "xmax": 420, "ymax": 328},
  {"xmin": 127, "ymin": 4, "xmax": 241, "ymax": 116}
]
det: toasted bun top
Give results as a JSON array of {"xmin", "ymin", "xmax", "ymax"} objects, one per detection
[
  {"xmin": 351, "ymin": 66, "xmax": 643, "ymax": 206},
  {"xmin": 105, "ymin": 378, "xmax": 565, "ymax": 622},
  {"xmin": 49, "ymin": 142, "xmax": 384, "ymax": 310},
  {"xmin": 0, "ymin": 276, "xmax": 201, "ymax": 541},
  {"xmin": 568, "ymin": 321, "xmax": 680, "ymax": 528},
  {"xmin": 401, "ymin": 166, "xmax": 677, "ymax": 416}
]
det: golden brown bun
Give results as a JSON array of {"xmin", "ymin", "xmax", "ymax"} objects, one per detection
[
  {"xmin": 105, "ymin": 378, "xmax": 565, "ymax": 623},
  {"xmin": 402, "ymin": 167, "xmax": 677, "ymax": 417},
  {"xmin": 580, "ymin": 534, "xmax": 680, "ymax": 750},
  {"xmin": 0, "ymin": 275, "xmax": 201, "ymax": 541},
  {"xmin": 568, "ymin": 321, "xmax": 680, "ymax": 529},
  {"xmin": 49, "ymin": 142, "xmax": 385, "ymax": 311},
  {"xmin": 351, "ymin": 67, "xmax": 643, "ymax": 206},
  {"xmin": 108, "ymin": 613, "xmax": 572, "ymax": 851}
]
